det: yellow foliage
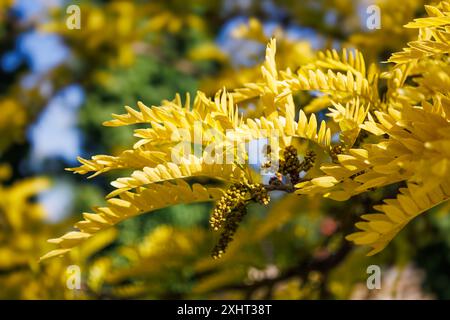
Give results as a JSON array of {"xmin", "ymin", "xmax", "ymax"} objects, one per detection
[
  {"xmin": 0, "ymin": 98, "xmax": 27, "ymax": 152},
  {"xmin": 40, "ymin": 1, "xmax": 450, "ymax": 264}
]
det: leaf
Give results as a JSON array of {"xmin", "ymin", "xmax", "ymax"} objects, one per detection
[
  {"xmin": 40, "ymin": 180, "xmax": 224, "ymax": 261},
  {"xmin": 347, "ymin": 181, "xmax": 450, "ymax": 255}
]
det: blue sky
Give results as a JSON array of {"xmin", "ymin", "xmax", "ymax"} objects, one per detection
[
  {"xmin": 28, "ymin": 84, "xmax": 84, "ymax": 167},
  {"xmin": 2, "ymin": 0, "xmax": 80, "ymax": 223},
  {"xmin": 217, "ymin": 16, "xmax": 324, "ymax": 68}
]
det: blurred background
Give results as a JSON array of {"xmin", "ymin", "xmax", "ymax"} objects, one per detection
[{"xmin": 1, "ymin": 0, "xmax": 449, "ymax": 299}]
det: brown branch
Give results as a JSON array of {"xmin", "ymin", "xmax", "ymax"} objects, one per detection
[
  {"xmin": 216, "ymin": 241, "xmax": 353, "ymax": 295},
  {"xmin": 263, "ymin": 183, "xmax": 295, "ymax": 193}
]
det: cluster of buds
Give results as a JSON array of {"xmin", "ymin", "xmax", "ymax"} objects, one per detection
[
  {"xmin": 212, "ymin": 203, "xmax": 247, "ymax": 259},
  {"xmin": 210, "ymin": 182, "xmax": 270, "ymax": 258},
  {"xmin": 279, "ymin": 146, "xmax": 300, "ymax": 175},
  {"xmin": 250, "ymin": 183, "xmax": 270, "ymax": 205},
  {"xmin": 299, "ymin": 150, "xmax": 316, "ymax": 172},
  {"xmin": 278, "ymin": 146, "xmax": 316, "ymax": 184},
  {"xmin": 210, "ymin": 183, "xmax": 248, "ymax": 231}
]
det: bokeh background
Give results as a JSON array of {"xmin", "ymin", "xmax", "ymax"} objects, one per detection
[{"xmin": 1, "ymin": 0, "xmax": 449, "ymax": 299}]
